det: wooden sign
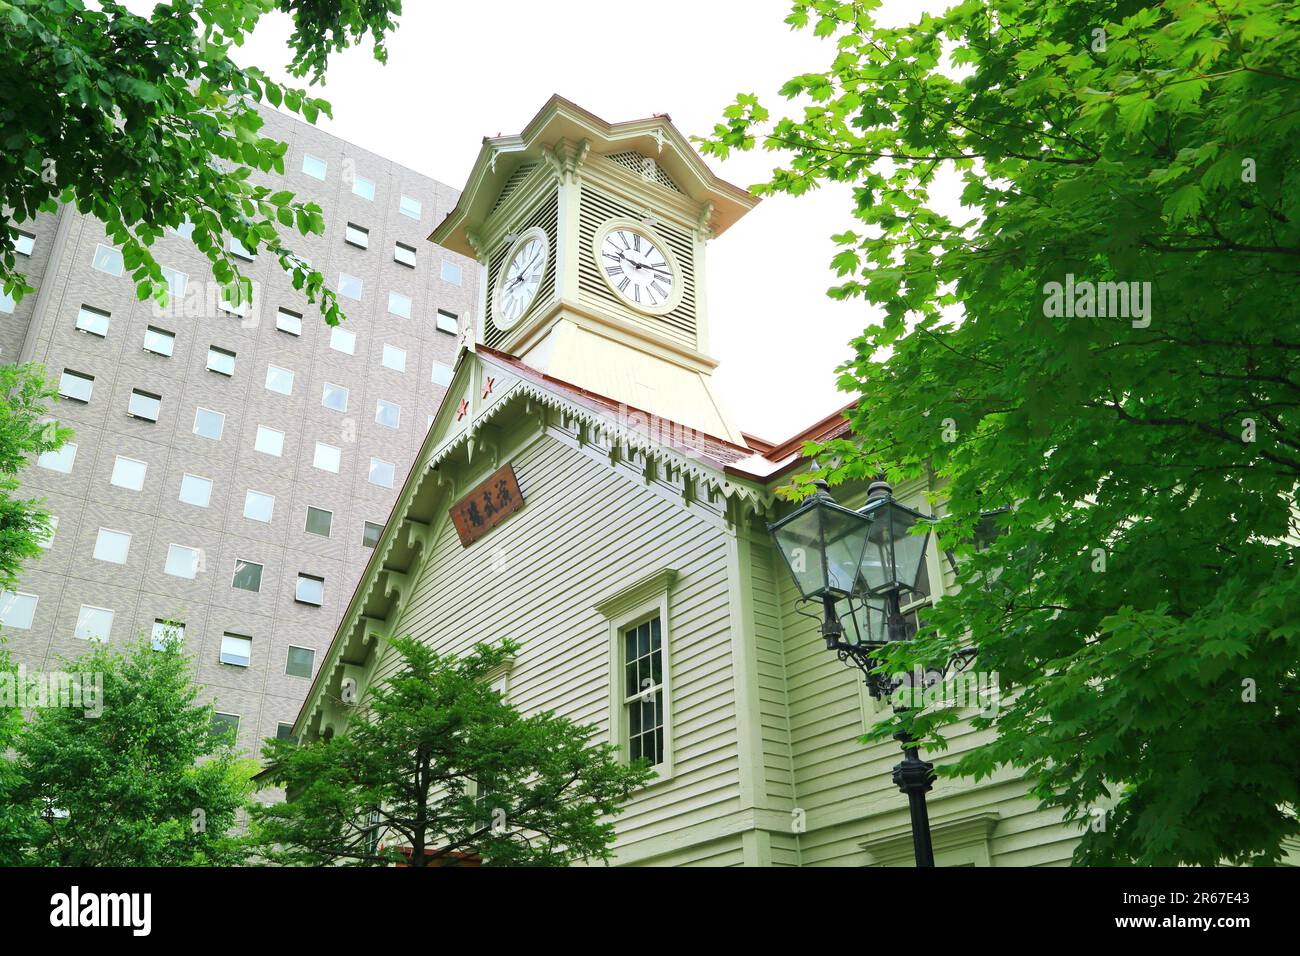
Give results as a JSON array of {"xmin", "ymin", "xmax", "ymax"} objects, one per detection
[{"xmin": 449, "ymin": 463, "xmax": 525, "ymax": 547}]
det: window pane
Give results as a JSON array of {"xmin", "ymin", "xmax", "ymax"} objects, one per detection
[
  {"xmin": 36, "ymin": 516, "xmax": 57, "ymax": 550},
  {"xmin": 305, "ymin": 507, "xmax": 332, "ymax": 537},
  {"xmin": 75, "ymin": 605, "xmax": 113, "ymax": 642},
  {"xmin": 441, "ymin": 261, "xmax": 462, "ymax": 285},
  {"xmin": 172, "ymin": 216, "xmax": 195, "ymax": 239},
  {"xmin": 243, "ymin": 490, "xmax": 275, "ymax": 523},
  {"xmin": 382, "ymin": 344, "xmax": 406, "ymax": 372},
  {"xmin": 219, "ymin": 283, "xmax": 251, "ymax": 316},
  {"xmin": 143, "ymin": 325, "xmax": 175, "ymax": 356},
  {"xmin": 0, "ymin": 591, "xmax": 38, "ymax": 629},
  {"xmin": 276, "ymin": 308, "xmax": 302, "ymax": 336},
  {"xmin": 231, "ymin": 560, "xmax": 263, "ymax": 592},
  {"xmin": 59, "ymin": 370, "xmax": 94, "ymax": 402},
  {"xmin": 161, "ymin": 266, "xmax": 188, "ymax": 299},
  {"xmin": 321, "ymin": 382, "xmax": 349, "ymax": 412},
  {"xmin": 338, "ymin": 273, "xmax": 363, "ymax": 300},
  {"xmin": 76, "ymin": 305, "xmax": 111, "ymax": 337},
  {"xmin": 286, "ymin": 645, "xmax": 316, "ymax": 678},
  {"xmin": 165, "ymin": 544, "xmax": 200, "ymax": 579},
  {"xmin": 193, "ymin": 407, "xmax": 225, "ymax": 439},
  {"xmin": 254, "ymin": 425, "xmax": 284, "ymax": 457},
  {"xmin": 265, "ymin": 365, "xmax": 294, "ymax": 395},
  {"xmin": 15, "ymin": 231, "xmax": 35, "ymax": 256},
  {"xmin": 399, "ymin": 195, "xmax": 421, "ymax": 219},
  {"xmin": 387, "ymin": 292, "xmax": 411, "ymax": 318},
  {"xmin": 94, "ymin": 526, "xmax": 127, "ymax": 562},
  {"xmin": 0, "ymin": 289, "xmax": 13, "ymax": 314},
  {"xmin": 229, "ymin": 236, "xmax": 254, "ymax": 261},
  {"xmin": 220, "ymin": 633, "xmax": 252, "ymax": 667},
  {"xmin": 436, "ymin": 310, "xmax": 458, "ymax": 334},
  {"xmin": 375, "ymin": 400, "xmax": 400, "ymax": 429},
  {"xmin": 178, "ymin": 474, "xmax": 212, "ymax": 508},
  {"xmin": 91, "ymin": 244, "xmax": 124, "ymax": 276},
  {"xmin": 361, "ymin": 521, "xmax": 383, "ymax": 549},
  {"xmin": 352, "ymin": 175, "xmax": 375, "ymax": 200},
  {"xmin": 128, "ymin": 389, "xmax": 161, "ymax": 421},
  {"xmin": 210, "ymin": 712, "xmax": 240, "ymax": 738},
  {"xmin": 394, "ymin": 242, "xmax": 417, "ymax": 267},
  {"xmin": 430, "ymin": 362, "xmax": 453, "ymax": 387},
  {"xmin": 276, "ymin": 723, "xmax": 297, "ymax": 742},
  {"xmin": 368, "ymin": 458, "xmax": 395, "ymax": 488},
  {"xmin": 345, "ymin": 223, "xmax": 369, "ymax": 248},
  {"xmin": 110, "ymin": 456, "xmax": 147, "ymax": 491},
  {"xmin": 302, "ymin": 154, "xmax": 326, "ymax": 180},
  {"xmin": 151, "ymin": 619, "xmax": 184, "ymax": 651},
  {"xmin": 206, "ymin": 347, "xmax": 236, "ymax": 376},
  {"xmin": 330, "ymin": 326, "xmax": 356, "ymax": 354},
  {"xmin": 37, "ymin": 443, "xmax": 77, "ymax": 474},
  {"xmin": 313, "ymin": 443, "xmax": 341, "ymax": 473},
  {"xmin": 295, "ymin": 574, "xmax": 324, "ymax": 606}
]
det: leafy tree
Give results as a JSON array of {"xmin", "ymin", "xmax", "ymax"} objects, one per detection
[
  {"xmin": 703, "ymin": 0, "xmax": 1300, "ymax": 865},
  {"xmin": 0, "ymin": 362, "xmax": 70, "ymax": 593},
  {"xmin": 251, "ymin": 637, "xmax": 654, "ymax": 866},
  {"xmin": 1, "ymin": 633, "xmax": 255, "ymax": 865},
  {"xmin": 0, "ymin": 0, "xmax": 404, "ymax": 324}
]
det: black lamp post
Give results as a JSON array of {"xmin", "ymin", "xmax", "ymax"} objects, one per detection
[{"xmin": 769, "ymin": 478, "xmax": 939, "ymax": 868}]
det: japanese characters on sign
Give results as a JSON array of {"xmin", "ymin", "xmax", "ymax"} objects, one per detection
[{"xmin": 449, "ymin": 463, "xmax": 525, "ymax": 547}]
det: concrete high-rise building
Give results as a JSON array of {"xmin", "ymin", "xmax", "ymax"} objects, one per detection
[{"xmin": 0, "ymin": 108, "xmax": 478, "ymax": 754}]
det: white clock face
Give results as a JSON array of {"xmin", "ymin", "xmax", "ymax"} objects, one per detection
[
  {"xmin": 496, "ymin": 234, "xmax": 546, "ymax": 328},
  {"xmin": 599, "ymin": 228, "xmax": 675, "ymax": 309}
]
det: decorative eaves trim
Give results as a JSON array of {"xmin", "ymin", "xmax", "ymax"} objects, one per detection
[{"xmin": 594, "ymin": 568, "xmax": 678, "ymax": 620}]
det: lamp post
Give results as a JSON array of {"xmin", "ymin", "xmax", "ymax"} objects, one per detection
[{"xmin": 769, "ymin": 478, "xmax": 939, "ymax": 867}]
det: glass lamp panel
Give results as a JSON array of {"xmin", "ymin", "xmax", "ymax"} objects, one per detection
[{"xmin": 772, "ymin": 506, "xmax": 829, "ymax": 600}]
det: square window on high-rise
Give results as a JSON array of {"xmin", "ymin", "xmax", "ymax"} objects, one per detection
[
  {"xmin": 128, "ymin": 389, "xmax": 162, "ymax": 422},
  {"xmin": 345, "ymin": 223, "xmax": 369, "ymax": 249},
  {"xmin": 254, "ymin": 425, "xmax": 284, "ymax": 457},
  {"xmin": 231, "ymin": 559, "xmax": 263, "ymax": 593},
  {"xmin": 295, "ymin": 574, "xmax": 325, "ymax": 606},
  {"xmin": 151, "ymin": 619, "xmax": 184, "ymax": 651},
  {"xmin": 206, "ymin": 346, "xmax": 236, "ymax": 376},
  {"xmin": 58, "ymin": 369, "xmax": 94, "ymax": 403},
  {"xmin": 229, "ymin": 236, "xmax": 255, "ymax": 262},
  {"xmin": 375, "ymin": 400, "xmax": 400, "ymax": 429},
  {"xmin": 361, "ymin": 521, "xmax": 383, "ymax": 549},
  {"xmin": 243, "ymin": 490, "xmax": 275, "ymax": 523},
  {"xmin": 321, "ymin": 382, "xmax": 349, "ymax": 413},
  {"xmin": 219, "ymin": 284, "xmax": 251, "ymax": 317},
  {"xmin": 178, "ymin": 473, "xmax": 212, "ymax": 508},
  {"xmin": 91, "ymin": 243, "xmax": 124, "ymax": 276},
  {"xmin": 93, "ymin": 528, "xmax": 131, "ymax": 565},
  {"xmin": 305, "ymin": 507, "xmax": 333, "ymax": 537},
  {"xmin": 382, "ymin": 344, "xmax": 407, "ymax": 372},
  {"xmin": 352, "ymin": 175, "xmax": 375, "ymax": 201},
  {"xmin": 431, "ymin": 362, "xmax": 453, "ymax": 387},
  {"xmin": 368, "ymin": 457, "xmax": 395, "ymax": 488},
  {"xmin": 75, "ymin": 305, "xmax": 111, "ymax": 337},
  {"xmin": 441, "ymin": 261, "xmax": 462, "ymax": 285},
  {"xmin": 210, "ymin": 711, "xmax": 240, "ymax": 738},
  {"xmin": 143, "ymin": 325, "xmax": 175, "ymax": 356},
  {"xmin": 276, "ymin": 723, "xmax": 297, "ymax": 743},
  {"xmin": 171, "ymin": 216, "xmax": 195, "ymax": 239},
  {"xmin": 302, "ymin": 154, "xmax": 327, "ymax": 180},
  {"xmin": 74, "ymin": 605, "xmax": 114, "ymax": 643},
  {"xmin": 0, "ymin": 590, "xmax": 38, "ymax": 629},
  {"xmin": 110, "ymin": 455, "xmax": 147, "ymax": 491},
  {"xmin": 161, "ymin": 266, "xmax": 188, "ymax": 299},
  {"xmin": 15, "ymin": 231, "xmax": 35, "ymax": 256},
  {"xmin": 36, "ymin": 516, "xmax": 57, "ymax": 550},
  {"xmin": 38, "ymin": 442, "xmax": 77, "ymax": 474},
  {"xmin": 313, "ymin": 443, "xmax": 342, "ymax": 474},
  {"xmin": 394, "ymin": 242, "xmax": 417, "ymax": 268},
  {"xmin": 286, "ymin": 645, "xmax": 316, "ymax": 678},
  {"xmin": 399, "ymin": 195, "xmax": 422, "ymax": 220},
  {"xmin": 193, "ymin": 406, "xmax": 225, "ymax": 440},
  {"xmin": 219, "ymin": 632, "xmax": 252, "ymax": 667},
  {"xmin": 164, "ymin": 544, "xmax": 201, "ymax": 579},
  {"xmin": 388, "ymin": 292, "xmax": 412, "ymax": 319},
  {"xmin": 329, "ymin": 326, "xmax": 356, "ymax": 355},
  {"xmin": 0, "ymin": 289, "xmax": 14, "ymax": 314},
  {"xmin": 436, "ymin": 310, "xmax": 459, "ymax": 335},
  {"xmin": 276, "ymin": 308, "xmax": 303, "ymax": 336},
  {"xmin": 338, "ymin": 273, "xmax": 363, "ymax": 300},
  {"xmin": 265, "ymin": 365, "xmax": 294, "ymax": 395}
]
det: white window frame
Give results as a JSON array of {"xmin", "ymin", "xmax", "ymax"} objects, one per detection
[
  {"xmin": 243, "ymin": 489, "xmax": 275, "ymax": 523},
  {"xmin": 381, "ymin": 344, "xmax": 407, "ymax": 372},
  {"xmin": 254, "ymin": 425, "xmax": 284, "ymax": 457},
  {"xmin": 436, "ymin": 309, "xmax": 458, "ymax": 334},
  {"xmin": 295, "ymin": 573, "xmax": 325, "ymax": 606},
  {"xmin": 74, "ymin": 604, "xmax": 114, "ymax": 643},
  {"xmin": 91, "ymin": 243, "xmax": 124, "ymax": 277},
  {"xmin": 58, "ymin": 369, "xmax": 94, "ymax": 403},
  {"xmin": 110, "ymin": 455, "xmax": 147, "ymax": 491},
  {"xmin": 76, "ymin": 305, "xmax": 111, "ymax": 337},
  {"xmin": 164, "ymin": 543, "xmax": 201, "ymax": 579},
  {"xmin": 206, "ymin": 346, "xmax": 236, "ymax": 376},
  {"xmin": 393, "ymin": 242, "xmax": 417, "ymax": 268},
  {"xmin": 15, "ymin": 231, "xmax": 35, "ymax": 256},
  {"xmin": 38, "ymin": 442, "xmax": 77, "ymax": 474},
  {"xmin": 387, "ymin": 291, "xmax": 412, "ymax": 319},
  {"xmin": 178, "ymin": 473, "xmax": 213, "ymax": 508},
  {"xmin": 375, "ymin": 400, "xmax": 400, "ymax": 430},
  {"xmin": 142, "ymin": 325, "xmax": 175, "ymax": 356},
  {"xmin": 441, "ymin": 260, "xmax": 462, "ymax": 285},
  {"xmin": 345, "ymin": 223, "xmax": 369, "ymax": 249},
  {"xmin": 430, "ymin": 362, "xmax": 453, "ymax": 387},
  {"xmin": 265, "ymin": 365, "xmax": 294, "ymax": 395},
  {"xmin": 367, "ymin": 457, "xmax": 395, "ymax": 488},
  {"xmin": 304, "ymin": 506, "xmax": 333, "ymax": 537},
  {"xmin": 192, "ymin": 406, "xmax": 225, "ymax": 440},
  {"xmin": 285, "ymin": 644, "xmax": 316, "ymax": 678},
  {"xmin": 93, "ymin": 527, "xmax": 131, "ymax": 565},
  {"xmin": 219, "ymin": 632, "xmax": 252, "ymax": 668},
  {"xmin": 329, "ymin": 326, "xmax": 356, "ymax": 354},
  {"xmin": 399, "ymin": 195, "xmax": 421, "ymax": 220},
  {"xmin": 321, "ymin": 382, "xmax": 349, "ymax": 413},
  {"xmin": 338, "ymin": 272, "xmax": 363, "ymax": 300},
  {"xmin": 276, "ymin": 307, "xmax": 303, "ymax": 336},
  {"xmin": 302, "ymin": 154, "xmax": 327, "ymax": 180},
  {"xmin": 313, "ymin": 442, "xmax": 341, "ymax": 474},
  {"xmin": 352, "ymin": 175, "xmax": 375, "ymax": 200},
  {"xmin": 0, "ymin": 590, "xmax": 39, "ymax": 629},
  {"xmin": 128, "ymin": 388, "xmax": 162, "ymax": 422},
  {"xmin": 231, "ymin": 559, "xmax": 263, "ymax": 593},
  {"xmin": 151, "ymin": 619, "xmax": 185, "ymax": 651}
]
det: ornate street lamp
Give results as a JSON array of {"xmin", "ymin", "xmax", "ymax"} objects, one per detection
[{"xmin": 769, "ymin": 477, "xmax": 942, "ymax": 867}]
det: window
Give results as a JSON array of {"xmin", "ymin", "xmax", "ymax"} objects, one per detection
[
  {"xmin": 276, "ymin": 308, "xmax": 302, "ymax": 336},
  {"xmin": 0, "ymin": 591, "xmax": 38, "ymax": 629},
  {"xmin": 178, "ymin": 473, "xmax": 212, "ymax": 508},
  {"xmin": 399, "ymin": 195, "xmax": 422, "ymax": 219},
  {"xmin": 37, "ymin": 516, "xmax": 57, "ymax": 549},
  {"xmin": 143, "ymin": 326, "xmax": 175, "ymax": 356},
  {"xmin": 329, "ymin": 326, "xmax": 356, "ymax": 355},
  {"xmin": 375, "ymin": 400, "xmax": 400, "ymax": 429},
  {"xmin": 91, "ymin": 243, "xmax": 124, "ymax": 276},
  {"xmin": 254, "ymin": 425, "xmax": 284, "ymax": 457},
  {"xmin": 243, "ymin": 490, "xmax": 275, "ymax": 523},
  {"xmin": 192, "ymin": 406, "xmax": 225, "ymax": 440},
  {"xmin": 128, "ymin": 389, "xmax": 161, "ymax": 422},
  {"xmin": 38, "ymin": 442, "xmax": 77, "ymax": 474},
  {"xmin": 382, "ymin": 344, "xmax": 407, "ymax": 372},
  {"xmin": 361, "ymin": 521, "xmax": 383, "ymax": 549},
  {"xmin": 436, "ymin": 310, "xmax": 459, "ymax": 334},
  {"xmin": 171, "ymin": 216, "xmax": 195, "ymax": 240},
  {"xmin": 75, "ymin": 605, "xmax": 114, "ymax": 643},
  {"xmin": 0, "ymin": 289, "xmax": 13, "ymax": 314},
  {"xmin": 430, "ymin": 362, "xmax": 453, "ymax": 387},
  {"xmin": 305, "ymin": 507, "xmax": 333, "ymax": 537},
  {"xmin": 265, "ymin": 365, "xmax": 294, "ymax": 395},
  {"xmin": 231, "ymin": 560, "xmax": 263, "ymax": 593},
  {"xmin": 15, "ymin": 231, "xmax": 35, "ymax": 256},
  {"xmin": 164, "ymin": 544, "xmax": 201, "ymax": 579},
  {"xmin": 441, "ymin": 260, "xmax": 462, "ymax": 285},
  {"xmin": 161, "ymin": 266, "xmax": 187, "ymax": 299},
  {"xmin": 93, "ymin": 528, "xmax": 131, "ymax": 565},
  {"xmin": 313, "ymin": 442, "xmax": 341, "ymax": 474},
  {"xmin": 321, "ymin": 382, "xmax": 349, "ymax": 412},
  {"xmin": 151, "ymin": 619, "xmax": 184, "ymax": 651},
  {"xmin": 286, "ymin": 645, "xmax": 316, "ymax": 678},
  {"xmin": 58, "ymin": 369, "xmax": 94, "ymax": 403},
  {"xmin": 206, "ymin": 346, "xmax": 236, "ymax": 376},
  {"xmin": 276, "ymin": 723, "xmax": 297, "ymax": 743},
  {"xmin": 622, "ymin": 615, "xmax": 665, "ymax": 766},
  {"xmin": 352, "ymin": 175, "xmax": 375, "ymax": 200},
  {"xmin": 387, "ymin": 291, "xmax": 412, "ymax": 319},
  {"xmin": 302, "ymin": 154, "xmax": 326, "ymax": 180},
  {"xmin": 367, "ymin": 457, "xmax": 395, "ymax": 488},
  {"xmin": 219, "ymin": 633, "xmax": 252, "ymax": 667},
  {"xmin": 345, "ymin": 223, "xmax": 369, "ymax": 248},
  {"xmin": 75, "ymin": 305, "xmax": 111, "ymax": 337},
  {"xmin": 393, "ymin": 242, "xmax": 417, "ymax": 268},
  {"xmin": 219, "ymin": 285, "xmax": 251, "ymax": 317},
  {"xmin": 295, "ymin": 574, "xmax": 324, "ymax": 606},
  {"xmin": 110, "ymin": 456, "xmax": 147, "ymax": 491},
  {"xmin": 338, "ymin": 273, "xmax": 363, "ymax": 300},
  {"xmin": 210, "ymin": 712, "xmax": 240, "ymax": 739},
  {"xmin": 228, "ymin": 236, "xmax": 254, "ymax": 261}
]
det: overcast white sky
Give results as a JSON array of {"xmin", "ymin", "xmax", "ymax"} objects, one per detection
[{"xmin": 239, "ymin": 0, "xmax": 950, "ymax": 440}]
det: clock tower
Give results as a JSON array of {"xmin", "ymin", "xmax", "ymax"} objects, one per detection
[{"xmin": 430, "ymin": 96, "xmax": 758, "ymax": 447}]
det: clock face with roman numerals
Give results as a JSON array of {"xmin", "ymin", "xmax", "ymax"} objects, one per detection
[
  {"xmin": 493, "ymin": 229, "xmax": 548, "ymax": 330},
  {"xmin": 599, "ymin": 227, "xmax": 675, "ymax": 310}
]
